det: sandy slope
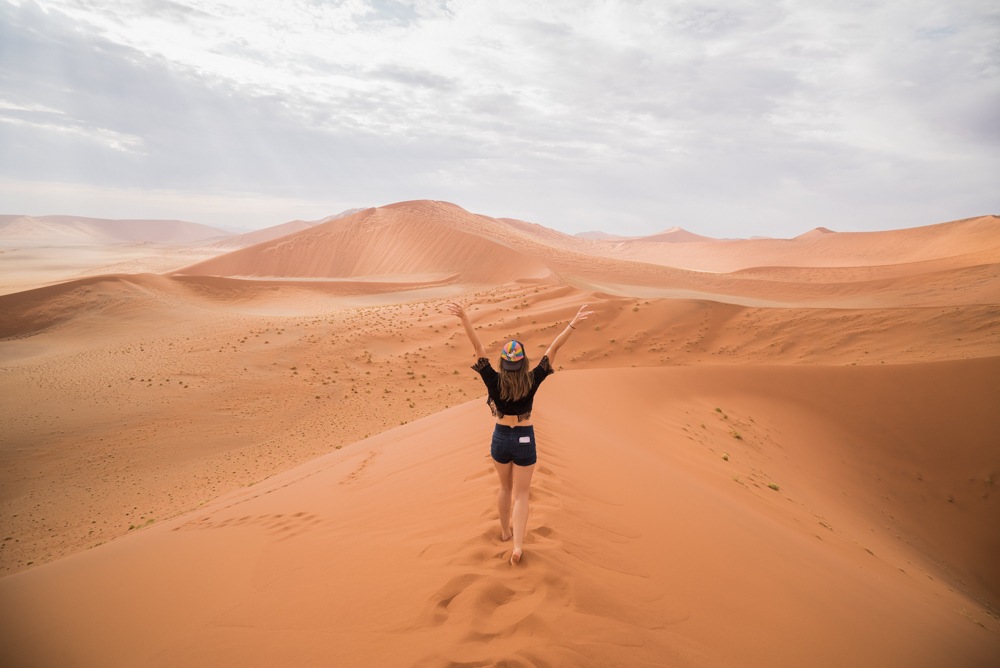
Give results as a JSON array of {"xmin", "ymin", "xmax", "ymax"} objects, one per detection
[
  {"xmin": 1, "ymin": 362, "xmax": 998, "ymax": 667},
  {"xmin": 176, "ymin": 202, "xmax": 552, "ymax": 284},
  {"xmin": 1, "ymin": 201, "xmax": 999, "ymax": 666}
]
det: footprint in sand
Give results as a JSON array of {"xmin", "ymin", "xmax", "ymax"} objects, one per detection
[
  {"xmin": 417, "ymin": 512, "xmax": 570, "ymax": 642},
  {"xmin": 173, "ymin": 511, "xmax": 322, "ymax": 540},
  {"xmin": 339, "ymin": 451, "xmax": 380, "ymax": 485}
]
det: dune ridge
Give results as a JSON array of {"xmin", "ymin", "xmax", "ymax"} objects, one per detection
[
  {"xmin": 176, "ymin": 202, "xmax": 552, "ymax": 284},
  {"xmin": 1, "ymin": 200, "xmax": 999, "ymax": 666},
  {"xmin": 608, "ymin": 215, "xmax": 1000, "ymax": 272},
  {"xmin": 202, "ymin": 220, "xmax": 316, "ymax": 250}
]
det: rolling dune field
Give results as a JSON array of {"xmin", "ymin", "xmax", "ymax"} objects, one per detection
[{"xmin": 1, "ymin": 201, "xmax": 998, "ymax": 666}]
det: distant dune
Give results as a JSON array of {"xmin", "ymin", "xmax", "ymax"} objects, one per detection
[
  {"xmin": 176, "ymin": 201, "xmax": 552, "ymax": 284},
  {"xmin": 634, "ymin": 226, "xmax": 716, "ymax": 243},
  {"xmin": 796, "ymin": 225, "xmax": 836, "ymax": 238},
  {"xmin": 202, "ymin": 220, "xmax": 315, "ymax": 250},
  {"xmin": 604, "ymin": 215, "xmax": 1000, "ymax": 273},
  {"xmin": 575, "ymin": 230, "xmax": 632, "ymax": 240},
  {"xmin": 172, "ymin": 203, "xmax": 1000, "ymax": 307},
  {"xmin": 1, "ymin": 201, "xmax": 998, "ymax": 667},
  {"xmin": 0, "ymin": 215, "xmax": 229, "ymax": 245},
  {"xmin": 317, "ymin": 207, "xmax": 367, "ymax": 223}
]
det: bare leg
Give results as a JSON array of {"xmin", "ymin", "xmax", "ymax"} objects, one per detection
[
  {"xmin": 493, "ymin": 460, "xmax": 513, "ymax": 541},
  {"xmin": 510, "ymin": 463, "xmax": 535, "ymax": 565}
]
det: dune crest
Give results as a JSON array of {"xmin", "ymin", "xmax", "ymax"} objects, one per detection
[
  {"xmin": 176, "ymin": 201, "xmax": 551, "ymax": 284},
  {"xmin": 202, "ymin": 220, "xmax": 315, "ymax": 250},
  {"xmin": 636, "ymin": 225, "xmax": 716, "ymax": 243}
]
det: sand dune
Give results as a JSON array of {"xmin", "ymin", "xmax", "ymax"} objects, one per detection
[
  {"xmin": 0, "ymin": 215, "xmax": 229, "ymax": 245},
  {"xmin": 608, "ymin": 215, "xmax": 1000, "ymax": 272},
  {"xmin": 202, "ymin": 220, "xmax": 315, "ymax": 250},
  {"xmin": 1, "ymin": 361, "xmax": 998, "ymax": 667},
  {"xmin": 176, "ymin": 201, "xmax": 552, "ymax": 284},
  {"xmin": 0, "ymin": 215, "xmax": 232, "ymax": 295},
  {"xmin": 635, "ymin": 225, "xmax": 716, "ymax": 243},
  {"xmin": 1, "ymin": 201, "xmax": 999, "ymax": 666},
  {"xmin": 575, "ymin": 230, "xmax": 632, "ymax": 240},
  {"xmin": 174, "ymin": 202, "xmax": 1000, "ymax": 309}
]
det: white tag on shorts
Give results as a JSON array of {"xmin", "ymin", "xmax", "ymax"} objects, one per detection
[{"xmin": 519, "ymin": 436, "xmax": 531, "ymax": 443}]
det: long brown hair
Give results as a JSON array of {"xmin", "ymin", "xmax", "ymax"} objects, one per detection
[{"xmin": 498, "ymin": 353, "xmax": 533, "ymax": 401}]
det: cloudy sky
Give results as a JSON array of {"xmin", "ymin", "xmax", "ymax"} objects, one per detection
[{"xmin": 1, "ymin": 0, "xmax": 997, "ymax": 237}]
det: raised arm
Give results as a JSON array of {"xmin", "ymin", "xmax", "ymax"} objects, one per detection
[
  {"xmin": 543, "ymin": 304, "xmax": 594, "ymax": 367},
  {"xmin": 446, "ymin": 302, "xmax": 487, "ymax": 359}
]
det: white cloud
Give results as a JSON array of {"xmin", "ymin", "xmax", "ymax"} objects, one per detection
[
  {"xmin": 1, "ymin": 0, "xmax": 997, "ymax": 236},
  {"xmin": 0, "ymin": 113, "xmax": 143, "ymax": 153}
]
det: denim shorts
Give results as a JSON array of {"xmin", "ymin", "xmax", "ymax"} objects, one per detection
[{"xmin": 491, "ymin": 424, "xmax": 537, "ymax": 466}]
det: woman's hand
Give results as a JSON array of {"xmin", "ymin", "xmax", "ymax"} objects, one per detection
[
  {"xmin": 543, "ymin": 304, "xmax": 595, "ymax": 364},
  {"xmin": 570, "ymin": 304, "xmax": 594, "ymax": 329},
  {"xmin": 448, "ymin": 301, "xmax": 487, "ymax": 357}
]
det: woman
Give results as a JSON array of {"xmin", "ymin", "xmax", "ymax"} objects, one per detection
[{"xmin": 447, "ymin": 301, "xmax": 593, "ymax": 565}]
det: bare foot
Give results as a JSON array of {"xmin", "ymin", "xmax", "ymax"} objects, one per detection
[
  {"xmin": 500, "ymin": 528, "xmax": 512, "ymax": 541},
  {"xmin": 510, "ymin": 547, "xmax": 522, "ymax": 565}
]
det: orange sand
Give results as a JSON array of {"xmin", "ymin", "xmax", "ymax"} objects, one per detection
[{"xmin": 1, "ymin": 201, "xmax": 998, "ymax": 666}]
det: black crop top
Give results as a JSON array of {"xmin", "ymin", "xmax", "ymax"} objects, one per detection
[{"xmin": 471, "ymin": 356, "xmax": 554, "ymax": 422}]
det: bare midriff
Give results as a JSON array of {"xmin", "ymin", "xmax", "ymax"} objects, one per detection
[{"xmin": 495, "ymin": 415, "xmax": 532, "ymax": 427}]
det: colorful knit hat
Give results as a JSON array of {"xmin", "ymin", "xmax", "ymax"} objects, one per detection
[{"xmin": 499, "ymin": 340, "xmax": 525, "ymax": 370}]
